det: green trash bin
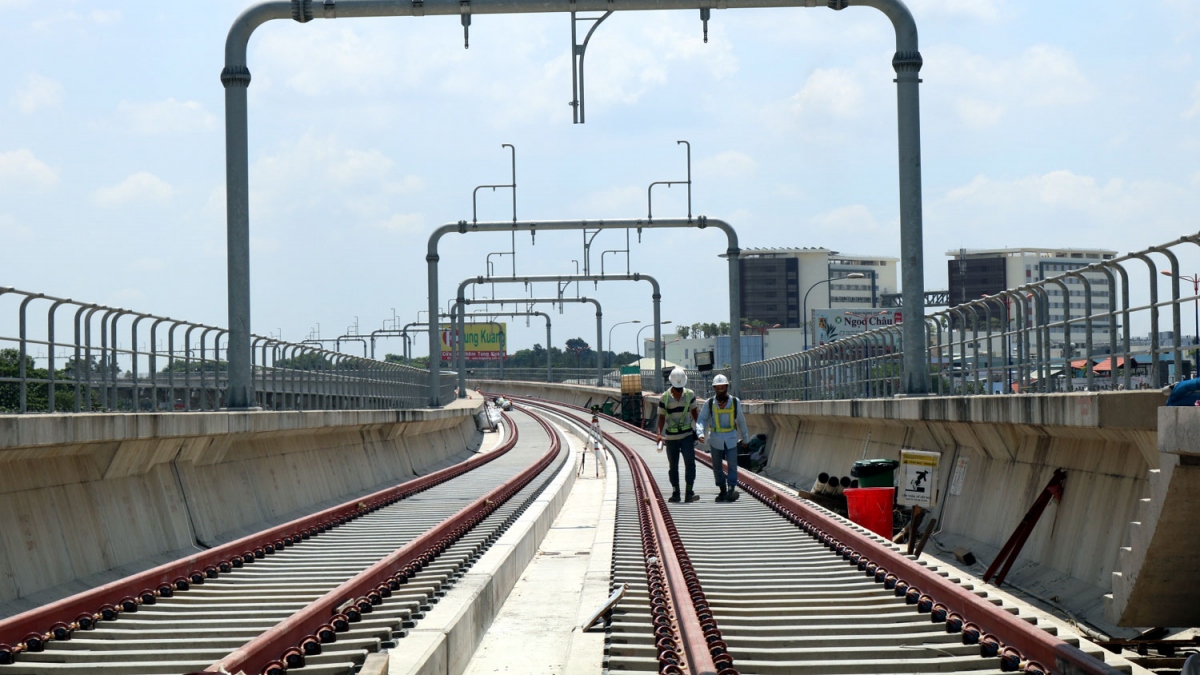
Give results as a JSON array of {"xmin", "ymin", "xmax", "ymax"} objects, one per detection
[{"xmin": 851, "ymin": 459, "xmax": 899, "ymax": 488}]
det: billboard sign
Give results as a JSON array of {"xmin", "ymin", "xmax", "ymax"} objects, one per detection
[
  {"xmin": 813, "ymin": 309, "xmax": 903, "ymax": 346},
  {"xmin": 440, "ymin": 322, "xmax": 507, "ymax": 361}
]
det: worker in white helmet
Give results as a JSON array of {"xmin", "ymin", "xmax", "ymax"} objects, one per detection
[
  {"xmin": 696, "ymin": 373, "xmax": 749, "ymax": 502},
  {"xmin": 656, "ymin": 367, "xmax": 701, "ymax": 503}
]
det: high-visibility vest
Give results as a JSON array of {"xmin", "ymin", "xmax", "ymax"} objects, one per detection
[
  {"xmin": 708, "ymin": 396, "xmax": 739, "ymax": 433},
  {"xmin": 660, "ymin": 389, "xmax": 695, "ymax": 434}
]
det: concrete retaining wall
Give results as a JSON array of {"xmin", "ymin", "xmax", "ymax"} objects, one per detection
[
  {"xmin": 481, "ymin": 380, "xmax": 1164, "ymax": 634},
  {"xmin": 0, "ymin": 404, "xmax": 483, "ymax": 615}
]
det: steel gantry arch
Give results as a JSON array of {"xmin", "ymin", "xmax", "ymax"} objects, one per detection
[
  {"xmin": 428, "ymin": 217, "xmax": 740, "ymax": 405},
  {"xmin": 454, "ymin": 274, "xmax": 664, "ymax": 398},
  {"xmin": 454, "ymin": 309, "xmax": 554, "ymax": 381},
  {"xmin": 222, "ymin": 3, "xmax": 927, "ymax": 408},
  {"xmin": 450, "ymin": 295, "xmax": 605, "ymax": 387}
]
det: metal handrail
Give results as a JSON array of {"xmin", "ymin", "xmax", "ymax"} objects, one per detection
[{"xmin": 0, "ymin": 288, "xmax": 435, "ymax": 413}]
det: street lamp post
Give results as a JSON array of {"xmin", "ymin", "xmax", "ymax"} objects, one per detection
[
  {"xmin": 608, "ymin": 320, "xmax": 641, "ymax": 371},
  {"xmin": 1162, "ymin": 270, "xmax": 1200, "ymax": 374},
  {"xmin": 637, "ymin": 320, "xmax": 672, "ymax": 361},
  {"xmin": 802, "ymin": 273, "xmax": 866, "ymax": 351}
]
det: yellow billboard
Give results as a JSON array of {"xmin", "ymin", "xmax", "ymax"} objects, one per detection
[{"xmin": 439, "ymin": 322, "xmax": 507, "ymax": 361}]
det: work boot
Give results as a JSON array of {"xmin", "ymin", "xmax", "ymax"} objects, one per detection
[
  {"xmin": 715, "ymin": 487, "xmax": 727, "ymax": 502},
  {"xmin": 726, "ymin": 488, "xmax": 739, "ymax": 502},
  {"xmin": 668, "ymin": 488, "xmax": 681, "ymax": 503},
  {"xmin": 685, "ymin": 485, "xmax": 699, "ymax": 503}
]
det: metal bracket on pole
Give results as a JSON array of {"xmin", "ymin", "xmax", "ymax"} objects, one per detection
[
  {"xmin": 647, "ymin": 140, "xmax": 692, "ymax": 222},
  {"xmin": 460, "ymin": 0, "xmax": 471, "ymax": 48},
  {"xmin": 699, "ymin": 7, "xmax": 710, "ymax": 42},
  {"xmin": 570, "ymin": 10, "xmax": 613, "ymax": 124}
]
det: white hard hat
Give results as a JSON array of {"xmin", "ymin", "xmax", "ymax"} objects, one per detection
[
  {"xmin": 669, "ymin": 368, "xmax": 687, "ymax": 388},
  {"xmin": 712, "ymin": 374, "xmax": 729, "ymax": 387}
]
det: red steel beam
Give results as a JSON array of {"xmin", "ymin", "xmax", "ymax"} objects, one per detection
[
  {"xmin": 205, "ymin": 405, "xmax": 561, "ymax": 675},
  {"xmin": 0, "ymin": 411, "xmax": 520, "ymax": 661}
]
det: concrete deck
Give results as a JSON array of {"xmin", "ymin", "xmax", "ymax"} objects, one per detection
[
  {"xmin": 461, "ymin": 447, "xmax": 615, "ymax": 674},
  {"xmin": 388, "ymin": 420, "xmax": 583, "ymax": 675}
]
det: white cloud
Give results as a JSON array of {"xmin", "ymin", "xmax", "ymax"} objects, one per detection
[
  {"xmin": 573, "ymin": 185, "xmax": 645, "ymax": 217},
  {"xmin": 697, "ymin": 151, "xmax": 757, "ymax": 181},
  {"xmin": 0, "ymin": 214, "xmax": 32, "ymax": 240},
  {"xmin": 809, "ymin": 204, "xmax": 885, "ymax": 237},
  {"xmin": 116, "ymin": 99, "xmax": 215, "ymax": 133},
  {"xmin": 129, "ymin": 258, "xmax": 166, "ymax": 273},
  {"xmin": 929, "ymin": 170, "xmax": 1200, "ymax": 246},
  {"xmin": 92, "ymin": 172, "xmax": 175, "ymax": 207},
  {"xmin": 788, "ymin": 68, "xmax": 864, "ymax": 118},
  {"xmin": 33, "ymin": 9, "xmax": 121, "ymax": 31},
  {"xmin": 12, "ymin": 74, "xmax": 64, "ymax": 114},
  {"xmin": 249, "ymin": 133, "xmax": 425, "ymax": 221},
  {"xmin": 906, "ymin": 0, "xmax": 1000, "ymax": 21},
  {"xmin": 371, "ymin": 213, "xmax": 426, "ymax": 234},
  {"xmin": 0, "ymin": 149, "xmax": 58, "ymax": 189},
  {"xmin": 926, "ymin": 45, "xmax": 1094, "ymax": 127},
  {"xmin": 1185, "ymin": 82, "xmax": 1200, "ymax": 119}
]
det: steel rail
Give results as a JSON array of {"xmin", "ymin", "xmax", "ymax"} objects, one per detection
[
  {"xmin": 0, "ymin": 413, "xmax": 523, "ymax": 664},
  {"xmin": 507, "ymin": 393, "xmax": 1121, "ymax": 675},
  {"xmin": 582, "ymin": 402, "xmax": 1122, "ymax": 675},
  {"xmin": 508, "ymin": 396, "xmax": 732, "ymax": 675},
  {"xmin": 206, "ymin": 404, "xmax": 563, "ymax": 675}
]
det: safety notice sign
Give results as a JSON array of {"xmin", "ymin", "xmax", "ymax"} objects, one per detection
[{"xmin": 899, "ymin": 449, "xmax": 940, "ymax": 508}]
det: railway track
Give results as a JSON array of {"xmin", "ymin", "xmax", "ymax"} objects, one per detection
[
  {"xmin": 511, "ymin": 395, "xmax": 1124, "ymax": 675},
  {"xmin": 0, "ymin": 407, "xmax": 566, "ymax": 675}
]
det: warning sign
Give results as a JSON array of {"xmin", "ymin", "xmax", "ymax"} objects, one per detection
[{"xmin": 899, "ymin": 449, "xmax": 940, "ymax": 508}]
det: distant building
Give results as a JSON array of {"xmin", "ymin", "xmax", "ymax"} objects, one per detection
[
  {"xmin": 738, "ymin": 248, "xmax": 898, "ymax": 330},
  {"xmin": 946, "ymin": 247, "xmax": 1119, "ymax": 350}
]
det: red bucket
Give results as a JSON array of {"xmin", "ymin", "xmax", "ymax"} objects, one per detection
[{"xmin": 843, "ymin": 487, "xmax": 894, "ymax": 538}]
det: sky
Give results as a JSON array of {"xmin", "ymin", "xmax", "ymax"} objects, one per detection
[{"xmin": 2, "ymin": 0, "xmax": 1200, "ymax": 359}]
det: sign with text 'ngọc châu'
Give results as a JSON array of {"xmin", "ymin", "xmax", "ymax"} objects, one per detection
[
  {"xmin": 813, "ymin": 309, "xmax": 903, "ymax": 347},
  {"xmin": 440, "ymin": 322, "xmax": 507, "ymax": 361}
]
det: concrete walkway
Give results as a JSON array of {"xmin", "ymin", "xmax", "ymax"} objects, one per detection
[{"xmin": 461, "ymin": 442, "xmax": 617, "ymax": 675}]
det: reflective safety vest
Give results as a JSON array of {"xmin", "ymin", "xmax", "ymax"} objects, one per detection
[
  {"xmin": 660, "ymin": 389, "xmax": 696, "ymax": 435},
  {"xmin": 707, "ymin": 396, "xmax": 739, "ymax": 433}
]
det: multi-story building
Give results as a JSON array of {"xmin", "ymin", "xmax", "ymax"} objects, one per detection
[
  {"xmin": 946, "ymin": 247, "xmax": 1119, "ymax": 352},
  {"xmin": 738, "ymin": 248, "xmax": 898, "ymax": 330}
]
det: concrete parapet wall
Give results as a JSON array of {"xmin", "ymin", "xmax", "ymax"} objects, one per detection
[
  {"xmin": 484, "ymin": 382, "xmax": 1165, "ymax": 633},
  {"xmin": 0, "ymin": 404, "xmax": 483, "ymax": 614},
  {"xmin": 1107, "ymin": 406, "xmax": 1200, "ymax": 626}
]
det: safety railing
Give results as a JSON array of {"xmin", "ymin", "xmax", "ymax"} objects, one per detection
[
  {"xmin": 0, "ymin": 287, "xmax": 443, "ymax": 413},
  {"xmin": 741, "ymin": 232, "xmax": 1200, "ymax": 400}
]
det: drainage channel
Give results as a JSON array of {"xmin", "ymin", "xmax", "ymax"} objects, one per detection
[
  {"xmin": 511, "ymin": 396, "xmax": 1121, "ymax": 675},
  {"xmin": 0, "ymin": 409, "xmax": 566, "ymax": 675}
]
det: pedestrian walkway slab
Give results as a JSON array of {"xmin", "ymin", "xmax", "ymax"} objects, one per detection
[{"xmin": 460, "ymin": 440, "xmax": 616, "ymax": 674}]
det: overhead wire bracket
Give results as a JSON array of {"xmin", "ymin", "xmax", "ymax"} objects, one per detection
[{"xmin": 569, "ymin": 9, "xmax": 613, "ymax": 124}]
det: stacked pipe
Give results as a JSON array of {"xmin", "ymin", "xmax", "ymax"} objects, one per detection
[{"xmin": 810, "ymin": 473, "xmax": 857, "ymax": 495}]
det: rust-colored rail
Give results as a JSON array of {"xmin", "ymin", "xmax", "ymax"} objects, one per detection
[
  {"xmin": 200, "ymin": 404, "xmax": 562, "ymax": 675},
  {"xmin": 0, "ymin": 412, "xmax": 521, "ymax": 665},
  {"xmin": 512, "ymin": 394, "xmax": 1121, "ymax": 675},
  {"xmin": 513, "ymin": 398, "xmax": 733, "ymax": 675}
]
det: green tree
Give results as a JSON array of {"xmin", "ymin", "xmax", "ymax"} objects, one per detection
[
  {"xmin": 0, "ymin": 349, "xmax": 77, "ymax": 412},
  {"xmin": 676, "ymin": 325, "xmax": 690, "ymax": 339}
]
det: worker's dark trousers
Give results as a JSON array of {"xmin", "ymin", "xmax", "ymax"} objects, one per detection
[{"xmin": 665, "ymin": 434, "xmax": 697, "ymax": 489}]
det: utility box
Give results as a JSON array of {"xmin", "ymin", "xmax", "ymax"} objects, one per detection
[
  {"xmin": 851, "ymin": 459, "xmax": 899, "ymax": 488},
  {"xmin": 899, "ymin": 449, "xmax": 941, "ymax": 508}
]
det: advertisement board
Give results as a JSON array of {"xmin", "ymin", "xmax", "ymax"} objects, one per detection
[
  {"xmin": 439, "ymin": 322, "xmax": 507, "ymax": 361},
  {"xmin": 813, "ymin": 309, "xmax": 903, "ymax": 347}
]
